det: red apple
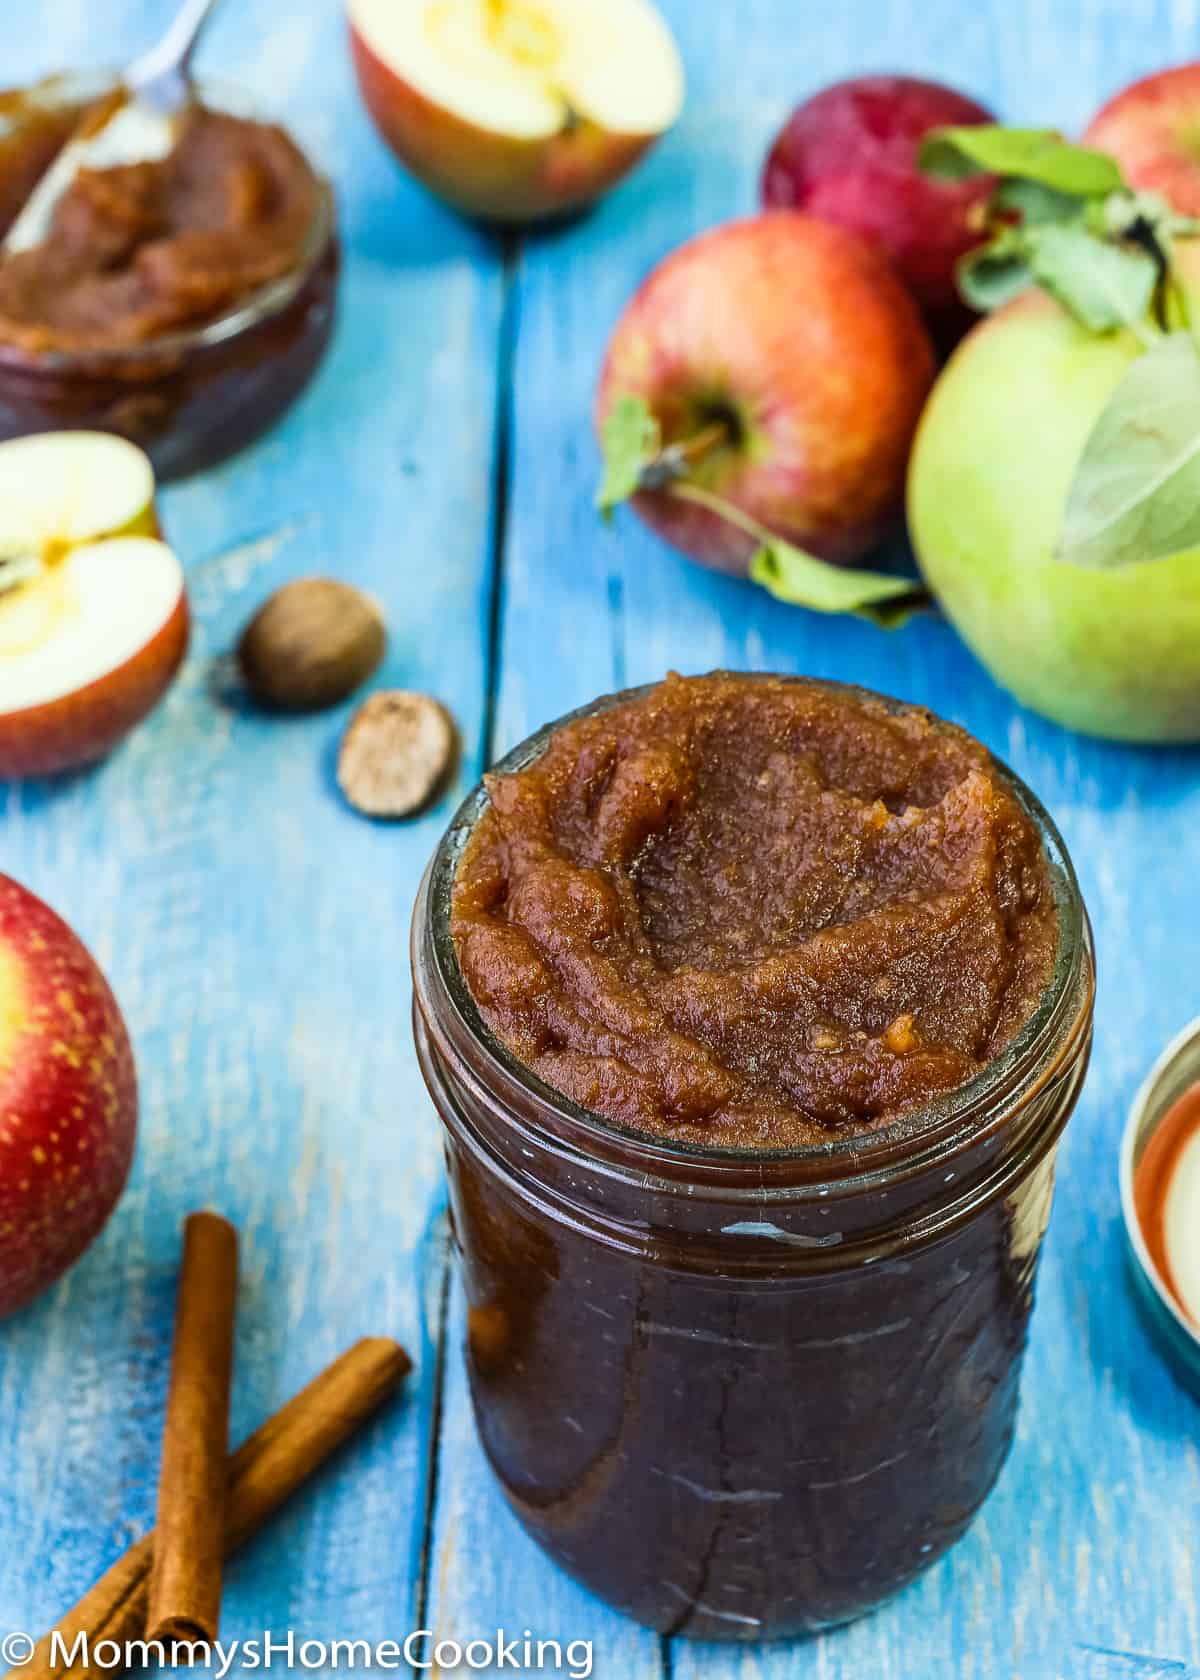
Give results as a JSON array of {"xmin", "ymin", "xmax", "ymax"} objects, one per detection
[
  {"xmin": 761, "ymin": 75, "xmax": 996, "ymax": 350},
  {"xmin": 0, "ymin": 875, "xmax": 137, "ymax": 1317},
  {"xmin": 595, "ymin": 212, "xmax": 936, "ymax": 574},
  {"xmin": 0, "ymin": 432, "xmax": 189, "ymax": 779},
  {"xmin": 347, "ymin": 0, "xmax": 684, "ymax": 224},
  {"xmin": 1084, "ymin": 64, "xmax": 1200, "ymax": 214}
]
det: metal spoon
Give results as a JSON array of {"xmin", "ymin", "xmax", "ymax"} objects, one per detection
[{"xmin": 3, "ymin": 0, "xmax": 222, "ymax": 256}]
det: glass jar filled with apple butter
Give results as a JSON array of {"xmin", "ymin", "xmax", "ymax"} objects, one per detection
[
  {"xmin": 0, "ymin": 76, "xmax": 338, "ymax": 480},
  {"xmin": 411, "ymin": 673, "xmax": 1095, "ymax": 1639}
]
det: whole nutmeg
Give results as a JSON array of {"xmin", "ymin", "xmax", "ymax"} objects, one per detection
[{"xmin": 237, "ymin": 578, "xmax": 386, "ymax": 712}]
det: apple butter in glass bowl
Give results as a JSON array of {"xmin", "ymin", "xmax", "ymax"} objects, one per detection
[
  {"xmin": 0, "ymin": 75, "xmax": 338, "ymax": 480},
  {"xmin": 411, "ymin": 671, "xmax": 1095, "ymax": 1640}
]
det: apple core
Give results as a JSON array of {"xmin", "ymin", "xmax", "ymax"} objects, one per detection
[{"xmin": 356, "ymin": 0, "xmax": 683, "ymax": 141}]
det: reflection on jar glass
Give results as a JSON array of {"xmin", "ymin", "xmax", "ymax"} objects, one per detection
[
  {"xmin": 0, "ymin": 76, "xmax": 339, "ymax": 481},
  {"xmin": 412, "ymin": 681, "xmax": 1095, "ymax": 1641}
]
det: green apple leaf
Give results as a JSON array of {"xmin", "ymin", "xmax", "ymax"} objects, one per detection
[
  {"xmin": 991, "ymin": 176, "xmax": 1084, "ymax": 225},
  {"xmin": 959, "ymin": 217, "xmax": 1159, "ymax": 331},
  {"xmin": 598, "ymin": 417, "xmax": 927, "ymax": 628},
  {"xmin": 597, "ymin": 394, "xmax": 661, "ymax": 516},
  {"xmin": 750, "ymin": 540, "xmax": 929, "ymax": 628},
  {"xmin": 1059, "ymin": 331, "xmax": 1200, "ymax": 569},
  {"xmin": 957, "ymin": 230, "xmax": 1035, "ymax": 312},
  {"xmin": 1024, "ymin": 222, "xmax": 1159, "ymax": 333},
  {"xmin": 920, "ymin": 126, "xmax": 1124, "ymax": 197}
]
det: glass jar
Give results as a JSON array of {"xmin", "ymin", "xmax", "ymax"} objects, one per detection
[
  {"xmin": 0, "ymin": 76, "xmax": 339, "ymax": 481},
  {"xmin": 411, "ymin": 682, "xmax": 1096, "ymax": 1641}
]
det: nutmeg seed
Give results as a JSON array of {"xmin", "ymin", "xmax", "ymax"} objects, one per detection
[
  {"xmin": 337, "ymin": 690, "xmax": 458, "ymax": 819},
  {"xmin": 237, "ymin": 578, "xmax": 386, "ymax": 712}
]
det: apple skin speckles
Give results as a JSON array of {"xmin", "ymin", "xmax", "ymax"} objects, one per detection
[{"xmin": 0, "ymin": 874, "xmax": 137, "ymax": 1318}]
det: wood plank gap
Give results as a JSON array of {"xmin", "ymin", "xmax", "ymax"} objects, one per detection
[
  {"xmin": 409, "ymin": 233, "xmax": 521, "ymax": 1666},
  {"xmin": 481, "ymin": 231, "xmax": 523, "ymax": 770},
  {"xmin": 410, "ymin": 1257, "xmax": 451, "ymax": 1670},
  {"xmin": 607, "ymin": 571, "xmax": 627, "ymax": 693},
  {"xmin": 659, "ymin": 1633, "xmax": 675, "ymax": 1678}
]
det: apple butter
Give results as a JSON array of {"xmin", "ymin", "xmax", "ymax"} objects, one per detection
[
  {"xmin": 452, "ymin": 671, "xmax": 1058, "ymax": 1147},
  {"xmin": 412, "ymin": 675, "xmax": 1095, "ymax": 1638},
  {"xmin": 0, "ymin": 103, "xmax": 321, "ymax": 353},
  {"xmin": 0, "ymin": 80, "xmax": 338, "ymax": 479}
]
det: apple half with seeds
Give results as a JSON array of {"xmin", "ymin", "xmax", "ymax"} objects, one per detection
[
  {"xmin": 0, "ymin": 432, "xmax": 188, "ymax": 779},
  {"xmin": 348, "ymin": 0, "xmax": 685, "ymax": 223}
]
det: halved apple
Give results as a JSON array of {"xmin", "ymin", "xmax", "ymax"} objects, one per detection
[
  {"xmin": 348, "ymin": 0, "xmax": 685, "ymax": 223},
  {"xmin": 0, "ymin": 432, "xmax": 189, "ymax": 779}
]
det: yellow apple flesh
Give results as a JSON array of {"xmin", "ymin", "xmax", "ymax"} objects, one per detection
[
  {"xmin": 348, "ymin": 0, "xmax": 685, "ymax": 223},
  {"xmin": 0, "ymin": 433, "xmax": 189, "ymax": 778}
]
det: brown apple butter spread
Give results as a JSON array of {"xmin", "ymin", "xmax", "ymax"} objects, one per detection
[
  {"xmin": 452, "ymin": 672, "xmax": 1057, "ymax": 1147},
  {"xmin": 0, "ymin": 103, "xmax": 320, "ymax": 352}
]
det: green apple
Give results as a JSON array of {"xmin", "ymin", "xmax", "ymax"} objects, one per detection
[{"xmin": 908, "ymin": 265, "xmax": 1200, "ymax": 743}]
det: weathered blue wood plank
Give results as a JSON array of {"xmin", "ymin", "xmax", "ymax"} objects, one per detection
[
  {"xmin": 4, "ymin": 0, "xmax": 1200, "ymax": 1674},
  {"xmin": 0, "ymin": 0, "xmax": 504, "ymax": 1650},
  {"xmin": 429, "ymin": 0, "xmax": 1200, "ymax": 1676}
]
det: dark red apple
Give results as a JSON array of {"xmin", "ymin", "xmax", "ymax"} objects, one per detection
[
  {"xmin": 762, "ymin": 75, "xmax": 996, "ymax": 349},
  {"xmin": 0, "ymin": 875, "xmax": 138, "ymax": 1316}
]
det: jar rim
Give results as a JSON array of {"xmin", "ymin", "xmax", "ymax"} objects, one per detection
[
  {"xmin": 423, "ymin": 673, "xmax": 1093, "ymax": 1190},
  {"xmin": 0, "ymin": 72, "xmax": 335, "ymax": 369}
]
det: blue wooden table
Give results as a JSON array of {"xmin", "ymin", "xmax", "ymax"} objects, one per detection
[{"xmin": 2, "ymin": 2, "xmax": 1198, "ymax": 1676}]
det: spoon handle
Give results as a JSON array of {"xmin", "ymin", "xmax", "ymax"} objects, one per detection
[{"xmin": 128, "ymin": 0, "xmax": 223, "ymax": 100}]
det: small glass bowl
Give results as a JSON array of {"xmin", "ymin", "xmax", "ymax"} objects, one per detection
[
  {"xmin": 0, "ymin": 74, "xmax": 339, "ymax": 481},
  {"xmin": 1120, "ymin": 1018, "xmax": 1200, "ymax": 1398}
]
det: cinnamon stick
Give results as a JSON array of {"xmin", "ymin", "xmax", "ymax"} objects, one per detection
[
  {"xmin": 145, "ymin": 1212, "xmax": 239, "ymax": 1650},
  {"xmin": 15, "ymin": 1338, "xmax": 412, "ymax": 1680}
]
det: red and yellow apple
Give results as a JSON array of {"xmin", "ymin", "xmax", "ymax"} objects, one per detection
[
  {"xmin": 1085, "ymin": 64, "xmax": 1200, "ymax": 214},
  {"xmin": 761, "ymin": 74, "xmax": 996, "ymax": 351},
  {"xmin": 0, "ymin": 874, "xmax": 138, "ymax": 1318},
  {"xmin": 0, "ymin": 431, "xmax": 188, "ymax": 779},
  {"xmin": 348, "ymin": 0, "xmax": 684, "ymax": 223},
  {"xmin": 595, "ymin": 212, "xmax": 936, "ymax": 575}
]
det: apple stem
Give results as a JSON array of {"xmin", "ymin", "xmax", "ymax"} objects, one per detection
[
  {"xmin": 636, "ymin": 419, "xmax": 731, "ymax": 492},
  {"xmin": 673, "ymin": 420, "xmax": 730, "ymax": 466},
  {"xmin": 667, "ymin": 479, "xmax": 776, "ymax": 545}
]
